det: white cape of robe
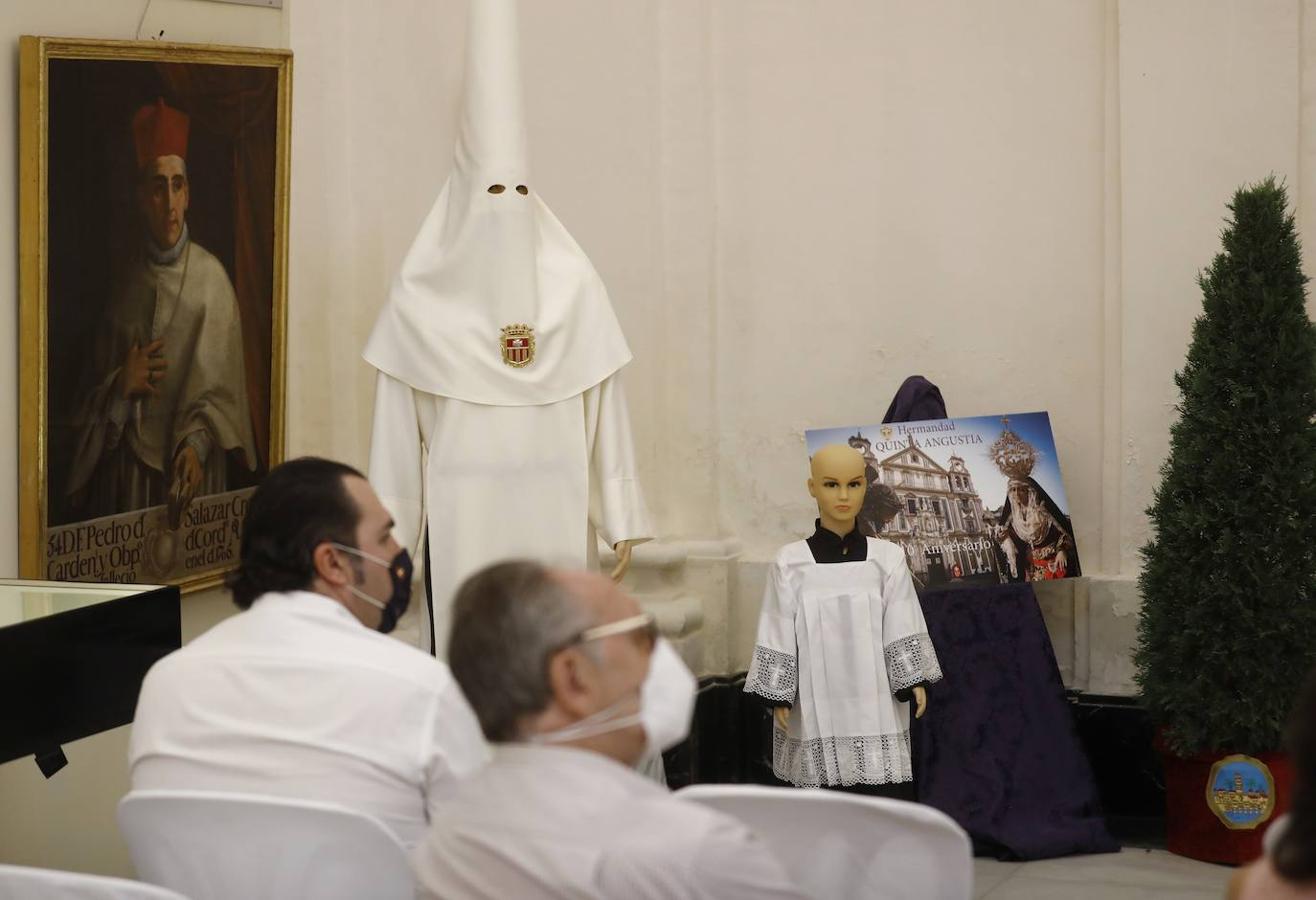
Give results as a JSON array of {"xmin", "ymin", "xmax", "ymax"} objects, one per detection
[{"xmin": 745, "ymin": 538, "xmax": 943, "ymax": 787}]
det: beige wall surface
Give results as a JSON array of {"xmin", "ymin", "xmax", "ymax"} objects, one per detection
[
  {"xmin": 3, "ymin": 0, "xmax": 1316, "ymax": 880},
  {"xmin": 712, "ymin": 0, "xmax": 1109, "ymax": 559},
  {"xmin": 1118, "ymin": 0, "xmax": 1306, "ymax": 572}
]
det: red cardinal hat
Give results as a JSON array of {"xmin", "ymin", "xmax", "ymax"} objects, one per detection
[{"xmin": 132, "ymin": 98, "xmax": 189, "ymax": 170}]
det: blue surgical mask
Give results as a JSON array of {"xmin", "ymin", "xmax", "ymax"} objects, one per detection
[{"xmin": 330, "ymin": 543, "xmax": 413, "ymax": 634}]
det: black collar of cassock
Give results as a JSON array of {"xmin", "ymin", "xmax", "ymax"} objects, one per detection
[{"xmin": 806, "ymin": 519, "xmax": 868, "ymax": 564}]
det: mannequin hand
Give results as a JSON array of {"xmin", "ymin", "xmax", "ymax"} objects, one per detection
[
  {"xmin": 773, "ymin": 706, "xmax": 790, "ymax": 730},
  {"xmin": 913, "ymin": 686, "xmax": 927, "ymax": 719},
  {"xmin": 610, "ymin": 540, "xmax": 637, "ymax": 582}
]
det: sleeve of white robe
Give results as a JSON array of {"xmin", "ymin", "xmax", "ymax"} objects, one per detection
[
  {"xmin": 879, "ymin": 545, "xmax": 944, "ymax": 695},
  {"xmin": 743, "ymin": 558, "xmax": 798, "ymax": 705},
  {"xmin": 367, "ymin": 371, "xmax": 426, "ymax": 557},
  {"xmin": 583, "ymin": 374, "xmax": 653, "ymax": 549}
]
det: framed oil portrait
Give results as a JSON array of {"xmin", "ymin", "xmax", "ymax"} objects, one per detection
[{"xmin": 18, "ymin": 38, "xmax": 291, "ymax": 592}]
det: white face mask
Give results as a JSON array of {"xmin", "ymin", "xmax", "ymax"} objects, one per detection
[
  {"xmin": 532, "ymin": 617, "xmax": 697, "ymax": 756},
  {"xmin": 640, "ymin": 639, "xmax": 698, "ymax": 755}
]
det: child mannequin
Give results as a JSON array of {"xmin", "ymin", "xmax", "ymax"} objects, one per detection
[{"xmin": 745, "ymin": 444, "xmax": 942, "ymax": 798}]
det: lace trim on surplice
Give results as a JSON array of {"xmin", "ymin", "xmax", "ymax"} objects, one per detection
[
  {"xmin": 743, "ymin": 645, "xmax": 797, "ymax": 704},
  {"xmin": 772, "ymin": 730, "xmax": 913, "ymax": 787},
  {"xmin": 883, "ymin": 632, "xmax": 943, "ymax": 693}
]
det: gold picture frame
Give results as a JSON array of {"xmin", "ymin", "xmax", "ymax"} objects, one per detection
[{"xmin": 19, "ymin": 37, "xmax": 291, "ymax": 593}]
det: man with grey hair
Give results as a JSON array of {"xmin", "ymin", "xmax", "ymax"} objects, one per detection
[{"xmin": 412, "ymin": 560, "xmax": 804, "ymax": 900}]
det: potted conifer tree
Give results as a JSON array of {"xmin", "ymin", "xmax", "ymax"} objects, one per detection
[{"xmin": 1134, "ymin": 177, "xmax": 1316, "ymax": 864}]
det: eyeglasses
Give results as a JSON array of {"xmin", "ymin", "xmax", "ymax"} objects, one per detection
[
  {"xmin": 544, "ymin": 612, "xmax": 659, "ymax": 664},
  {"xmin": 579, "ymin": 612, "xmax": 658, "ymax": 646}
]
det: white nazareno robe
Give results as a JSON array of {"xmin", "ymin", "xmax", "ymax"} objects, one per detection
[
  {"xmin": 368, "ymin": 370, "xmax": 651, "ymax": 654},
  {"xmin": 745, "ymin": 538, "xmax": 943, "ymax": 788},
  {"xmin": 363, "ymin": 0, "xmax": 653, "ymax": 654}
]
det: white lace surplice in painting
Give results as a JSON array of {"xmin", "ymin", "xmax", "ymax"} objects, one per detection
[{"xmin": 744, "ymin": 538, "xmax": 943, "ymax": 788}]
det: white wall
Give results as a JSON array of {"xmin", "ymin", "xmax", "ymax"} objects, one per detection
[
  {"xmin": 3, "ymin": 0, "xmax": 1316, "ymax": 878},
  {"xmin": 1118, "ymin": 0, "xmax": 1308, "ymax": 571},
  {"xmin": 712, "ymin": 1, "xmax": 1109, "ymax": 560}
]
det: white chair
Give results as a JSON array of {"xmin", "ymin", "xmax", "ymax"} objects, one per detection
[
  {"xmin": 116, "ymin": 790, "xmax": 414, "ymax": 900},
  {"xmin": 676, "ymin": 784, "xmax": 972, "ymax": 900},
  {"xmin": 0, "ymin": 864, "xmax": 189, "ymax": 900}
]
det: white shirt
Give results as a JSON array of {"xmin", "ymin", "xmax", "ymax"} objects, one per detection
[
  {"xmin": 128, "ymin": 590, "xmax": 490, "ymax": 848},
  {"xmin": 412, "ymin": 744, "xmax": 806, "ymax": 900}
]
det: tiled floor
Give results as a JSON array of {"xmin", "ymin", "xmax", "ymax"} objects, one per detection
[{"xmin": 974, "ymin": 848, "xmax": 1234, "ymax": 899}]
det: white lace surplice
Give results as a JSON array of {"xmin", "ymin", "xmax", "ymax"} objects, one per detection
[{"xmin": 744, "ymin": 538, "xmax": 943, "ymax": 787}]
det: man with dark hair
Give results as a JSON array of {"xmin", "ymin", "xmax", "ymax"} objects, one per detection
[
  {"xmin": 129, "ymin": 456, "xmax": 488, "ymax": 847},
  {"xmin": 412, "ymin": 559, "xmax": 803, "ymax": 899}
]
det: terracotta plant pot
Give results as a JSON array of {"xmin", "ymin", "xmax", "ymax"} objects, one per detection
[{"xmin": 1160, "ymin": 748, "xmax": 1292, "ymax": 865}]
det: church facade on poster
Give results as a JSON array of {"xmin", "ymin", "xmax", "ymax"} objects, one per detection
[{"xmin": 851, "ymin": 435, "xmax": 1001, "ymax": 586}]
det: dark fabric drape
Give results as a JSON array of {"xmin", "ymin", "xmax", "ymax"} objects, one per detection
[
  {"xmin": 882, "ymin": 375, "xmax": 948, "ymax": 424},
  {"xmin": 155, "ymin": 64, "xmax": 277, "ymax": 470},
  {"xmin": 912, "ymin": 583, "xmax": 1119, "ymax": 859}
]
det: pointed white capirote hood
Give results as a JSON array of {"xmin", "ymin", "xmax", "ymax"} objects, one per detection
[
  {"xmin": 455, "ymin": 0, "xmax": 528, "ymax": 187},
  {"xmin": 363, "ymin": 0, "xmax": 631, "ymax": 406}
]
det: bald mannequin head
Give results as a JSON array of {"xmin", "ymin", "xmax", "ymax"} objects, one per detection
[{"xmin": 808, "ymin": 444, "xmax": 868, "ymax": 537}]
